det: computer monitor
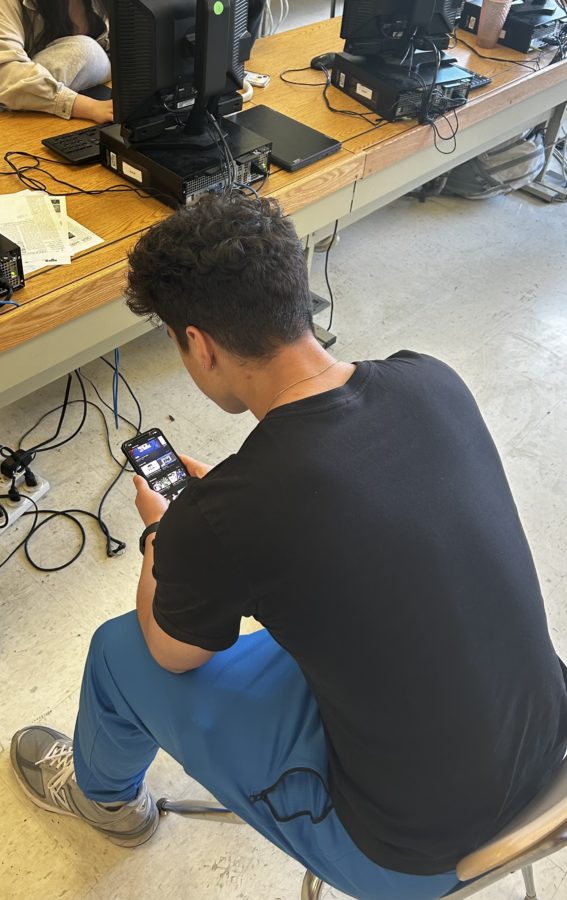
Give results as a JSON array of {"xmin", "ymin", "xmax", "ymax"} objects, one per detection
[
  {"xmin": 341, "ymin": 0, "xmax": 463, "ymax": 58},
  {"xmin": 428, "ymin": 0, "xmax": 467, "ymax": 42},
  {"xmin": 109, "ymin": 0, "xmax": 261, "ymax": 139}
]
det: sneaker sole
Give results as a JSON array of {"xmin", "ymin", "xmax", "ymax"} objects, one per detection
[{"xmin": 10, "ymin": 744, "xmax": 159, "ymax": 848}]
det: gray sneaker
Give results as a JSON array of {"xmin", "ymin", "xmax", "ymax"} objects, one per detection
[{"xmin": 11, "ymin": 726, "xmax": 159, "ymax": 848}]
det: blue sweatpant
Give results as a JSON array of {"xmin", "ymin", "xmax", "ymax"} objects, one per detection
[{"xmin": 73, "ymin": 611, "xmax": 460, "ymax": 900}]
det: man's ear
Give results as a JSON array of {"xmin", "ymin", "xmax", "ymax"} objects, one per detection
[{"xmin": 186, "ymin": 326, "xmax": 216, "ymax": 369}]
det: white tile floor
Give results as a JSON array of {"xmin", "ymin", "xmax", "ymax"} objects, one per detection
[{"xmin": 2, "ymin": 9, "xmax": 567, "ymax": 899}]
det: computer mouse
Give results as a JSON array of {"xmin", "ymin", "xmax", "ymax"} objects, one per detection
[{"xmin": 310, "ymin": 52, "xmax": 336, "ymax": 71}]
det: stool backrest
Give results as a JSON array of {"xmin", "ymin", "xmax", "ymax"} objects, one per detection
[{"xmin": 457, "ymin": 756, "xmax": 567, "ymax": 882}]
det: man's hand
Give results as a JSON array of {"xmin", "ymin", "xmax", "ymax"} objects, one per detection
[
  {"xmin": 71, "ymin": 95, "xmax": 114, "ymax": 123},
  {"xmin": 133, "ymin": 475, "xmax": 168, "ymax": 526},
  {"xmin": 133, "ymin": 454, "xmax": 211, "ymax": 525},
  {"xmin": 179, "ymin": 453, "xmax": 213, "ymax": 479}
]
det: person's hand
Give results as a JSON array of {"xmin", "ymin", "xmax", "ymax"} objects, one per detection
[
  {"xmin": 71, "ymin": 95, "xmax": 114, "ymax": 124},
  {"xmin": 179, "ymin": 453, "xmax": 213, "ymax": 479},
  {"xmin": 133, "ymin": 475, "xmax": 168, "ymax": 527}
]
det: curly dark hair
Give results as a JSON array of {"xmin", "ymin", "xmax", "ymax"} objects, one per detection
[{"xmin": 126, "ymin": 193, "xmax": 314, "ymax": 359}]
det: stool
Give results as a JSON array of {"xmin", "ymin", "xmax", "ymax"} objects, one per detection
[{"xmin": 157, "ymin": 754, "xmax": 567, "ymax": 899}]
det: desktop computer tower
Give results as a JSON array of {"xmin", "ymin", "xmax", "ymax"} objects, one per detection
[
  {"xmin": 331, "ymin": 52, "xmax": 473, "ymax": 122},
  {"xmin": 460, "ymin": 0, "xmax": 567, "ymax": 52},
  {"xmin": 0, "ymin": 234, "xmax": 25, "ymax": 296},
  {"xmin": 100, "ymin": 119, "xmax": 271, "ymax": 208}
]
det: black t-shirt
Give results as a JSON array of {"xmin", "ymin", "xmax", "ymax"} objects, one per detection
[{"xmin": 152, "ymin": 352, "xmax": 567, "ymax": 875}]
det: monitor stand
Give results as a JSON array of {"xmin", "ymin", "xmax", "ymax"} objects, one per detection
[
  {"xmin": 133, "ymin": 123, "xmax": 227, "ymax": 153},
  {"xmin": 386, "ymin": 47, "xmax": 454, "ymax": 69},
  {"xmin": 123, "ymin": 93, "xmax": 242, "ymax": 148}
]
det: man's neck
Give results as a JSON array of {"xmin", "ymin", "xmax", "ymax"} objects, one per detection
[{"xmin": 237, "ymin": 336, "xmax": 355, "ymax": 420}]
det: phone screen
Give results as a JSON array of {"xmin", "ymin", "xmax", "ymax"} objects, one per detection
[{"xmin": 122, "ymin": 429, "xmax": 190, "ymax": 502}]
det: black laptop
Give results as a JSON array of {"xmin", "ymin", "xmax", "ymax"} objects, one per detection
[{"xmin": 231, "ymin": 105, "xmax": 341, "ymax": 172}]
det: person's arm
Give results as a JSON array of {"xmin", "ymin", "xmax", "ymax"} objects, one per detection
[
  {"xmin": 133, "ymin": 453, "xmax": 216, "ymax": 674},
  {"xmin": 136, "ymin": 519, "xmax": 214, "ymax": 673},
  {"xmin": 70, "ymin": 94, "xmax": 113, "ymax": 123},
  {"xmin": 0, "ymin": 0, "xmax": 112, "ymax": 121}
]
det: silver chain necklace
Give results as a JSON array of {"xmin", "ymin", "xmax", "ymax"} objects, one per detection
[{"xmin": 264, "ymin": 360, "xmax": 339, "ymax": 416}]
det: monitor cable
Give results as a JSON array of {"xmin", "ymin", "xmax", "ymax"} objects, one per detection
[
  {"xmin": 279, "ymin": 66, "xmax": 388, "ymax": 130},
  {"xmin": 0, "ymin": 150, "xmax": 176, "ymax": 206},
  {"xmin": 455, "ymin": 34, "xmax": 543, "ymax": 72}
]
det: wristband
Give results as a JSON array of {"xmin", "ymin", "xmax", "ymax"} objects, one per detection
[{"xmin": 139, "ymin": 521, "xmax": 160, "ymax": 555}]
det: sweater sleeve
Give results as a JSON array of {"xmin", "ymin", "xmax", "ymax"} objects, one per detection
[{"xmin": 0, "ymin": 0, "xmax": 77, "ymax": 118}]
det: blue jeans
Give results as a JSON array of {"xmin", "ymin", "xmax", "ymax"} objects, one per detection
[{"xmin": 73, "ymin": 611, "xmax": 460, "ymax": 900}]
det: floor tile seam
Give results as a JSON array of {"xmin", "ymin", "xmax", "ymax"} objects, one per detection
[
  {"xmin": 86, "ymin": 885, "xmax": 106, "ymax": 900},
  {"xmin": 0, "ymin": 757, "xmax": 30, "ymax": 799},
  {"xmin": 0, "ymin": 763, "xmax": 111, "ymax": 892},
  {"xmin": 0, "ymin": 570, "xmax": 96, "ymax": 636},
  {"xmin": 0, "ymin": 689, "xmax": 80, "ymax": 762},
  {"xmin": 479, "ymin": 342, "xmax": 567, "ymax": 383},
  {"xmin": 459, "ymin": 346, "xmax": 567, "ymax": 385},
  {"xmin": 390, "ymin": 306, "xmax": 517, "ymax": 355},
  {"xmin": 549, "ymin": 863, "xmax": 567, "ymax": 897},
  {"xmin": 21, "ymin": 564, "xmax": 140, "ymax": 613},
  {"xmin": 30, "ymin": 685, "xmax": 80, "ymax": 720},
  {"xmin": 547, "ymin": 575, "xmax": 567, "ymax": 603},
  {"xmin": 497, "ymin": 344, "xmax": 567, "ymax": 378},
  {"xmin": 540, "ymin": 570, "xmax": 566, "ymax": 602},
  {"xmin": 548, "ymin": 847, "xmax": 567, "ymax": 875},
  {"xmin": 501, "ymin": 402, "xmax": 565, "ymax": 454},
  {"xmin": 476, "ymin": 370, "xmax": 566, "ymax": 409},
  {"xmin": 510, "ymin": 390, "xmax": 567, "ymax": 436},
  {"xmin": 506, "ymin": 428, "xmax": 567, "ymax": 464},
  {"xmin": 503, "ymin": 324, "xmax": 567, "ymax": 356}
]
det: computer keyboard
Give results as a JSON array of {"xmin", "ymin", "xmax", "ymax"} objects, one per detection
[
  {"xmin": 463, "ymin": 69, "xmax": 493, "ymax": 91},
  {"xmin": 42, "ymin": 126, "xmax": 102, "ymax": 164}
]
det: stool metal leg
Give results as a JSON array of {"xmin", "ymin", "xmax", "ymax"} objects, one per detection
[
  {"xmin": 157, "ymin": 798, "xmax": 244, "ymax": 825},
  {"xmin": 522, "ymin": 864, "xmax": 538, "ymax": 900},
  {"xmin": 301, "ymin": 870, "xmax": 324, "ymax": 899}
]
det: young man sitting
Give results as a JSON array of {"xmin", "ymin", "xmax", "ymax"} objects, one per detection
[{"xmin": 11, "ymin": 194, "xmax": 567, "ymax": 900}]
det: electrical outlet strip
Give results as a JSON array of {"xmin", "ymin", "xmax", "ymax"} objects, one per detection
[{"xmin": 0, "ymin": 473, "xmax": 50, "ymax": 531}]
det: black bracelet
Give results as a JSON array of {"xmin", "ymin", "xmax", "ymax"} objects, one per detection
[{"xmin": 139, "ymin": 521, "xmax": 160, "ymax": 555}]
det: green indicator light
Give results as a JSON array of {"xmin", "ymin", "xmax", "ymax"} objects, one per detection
[{"xmin": 213, "ymin": 1, "xmax": 224, "ymax": 13}]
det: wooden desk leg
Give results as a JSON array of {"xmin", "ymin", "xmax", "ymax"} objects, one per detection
[{"xmin": 522, "ymin": 101, "xmax": 567, "ymax": 203}]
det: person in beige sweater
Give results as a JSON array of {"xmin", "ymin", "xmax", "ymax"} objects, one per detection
[{"xmin": 0, "ymin": 0, "xmax": 113, "ymax": 122}]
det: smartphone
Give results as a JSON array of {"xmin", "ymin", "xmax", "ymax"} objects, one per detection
[{"xmin": 122, "ymin": 428, "xmax": 190, "ymax": 502}]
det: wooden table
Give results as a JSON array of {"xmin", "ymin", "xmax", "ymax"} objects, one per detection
[{"xmin": 1, "ymin": 17, "xmax": 566, "ymax": 406}]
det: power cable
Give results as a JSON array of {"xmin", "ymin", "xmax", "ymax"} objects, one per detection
[
  {"xmin": 0, "ymin": 359, "xmax": 143, "ymax": 570},
  {"xmin": 0, "ymin": 150, "xmax": 174, "ymax": 205},
  {"xmin": 455, "ymin": 34, "xmax": 541, "ymax": 71},
  {"xmin": 325, "ymin": 220, "xmax": 339, "ymax": 332},
  {"xmin": 279, "ymin": 66, "xmax": 388, "ymax": 129}
]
